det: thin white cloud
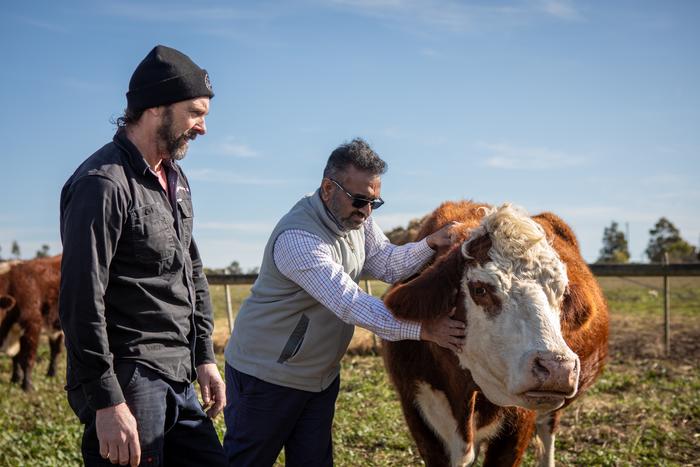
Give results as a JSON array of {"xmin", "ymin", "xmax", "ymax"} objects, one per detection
[
  {"xmin": 14, "ymin": 16, "xmax": 68, "ymax": 33},
  {"xmin": 638, "ymin": 173, "xmax": 688, "ymax": 186},
  {"xmin": 99, "ymin": 3, "xmax": 253, "ymax": 22},
  {"xmin": 536, "ymin": 0, "xmax": 582, "ymax": 21},
  {"xmin": 324, "ymin": 0, "xmax": 582, "ymax": 34},
  {"xmin": 477, "ymin": 142, "xmax": 586, "ymax": 170},
  {"xmin": 327, "ymin": 0, "xmax": 481, "ymax": 33},
  {"xmin": 186, "ymin": 168, "xmax": 285, "ymax": 185},
  {"xmin": 418, "ymin": 47, "xmax": 440, "ymax": 57},
  {"xmin": 211, "ymin": 139, "xmax": 259, "ymax": 158}
]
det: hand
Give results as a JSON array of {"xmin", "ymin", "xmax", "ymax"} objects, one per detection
[
  {"xmin": 197, "ymin": 363, "xmax": 226, "ymax": 418},
  {"xmin": 95, "ymin": 402, "xmax": 140, "ymax": 466},
  {"xmin": 419, "ymin": 310, "xmax": 466, "ymax": 353},
  {"xmin": 426, "ymin": 221, "xmax": 462, "ymax": 250}
]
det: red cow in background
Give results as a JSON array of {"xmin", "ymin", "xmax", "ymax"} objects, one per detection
[{"xmin": 0, "ymin": 255, "xmax": 63, "ymax": 391}]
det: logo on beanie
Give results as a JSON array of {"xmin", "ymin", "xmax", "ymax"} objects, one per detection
[{"xmin": 204, "ymin": 73, "xmax": 212, "ymax": 92}]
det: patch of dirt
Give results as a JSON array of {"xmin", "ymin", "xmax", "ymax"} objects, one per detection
[{"xmin": 609, "ymin": 313, "xmax": 700, "ymax": 366}]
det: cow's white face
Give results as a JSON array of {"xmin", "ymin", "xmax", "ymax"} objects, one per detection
[{"xmin": 455, "ymin": 205, "xmax": 580, "ymax": 412}]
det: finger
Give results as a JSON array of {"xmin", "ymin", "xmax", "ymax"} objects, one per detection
[
  {"xmin": 205, "ymin": 384, "xmax": 223, "ymax": 418},
  {"xmin": 211, "ymin": 387, "xmax": 226, "ymax": 418},
  {"xmin": 118, "ymin": 442, "xmax": 130, "ymax": 466},
  {"xmin": 108, "ymin": 440, "xmax": 120, "ymax": 464},
  {"xmin": 200, "ymin": 382, "xmax": 211, "ymax": 406},
  {"xmin": 99, "ymin": 437, "xmax": 110, "ymax": 459},
  {"xmin": 130, "ymin": 434, "xmax": 141, "ymax": 467}
]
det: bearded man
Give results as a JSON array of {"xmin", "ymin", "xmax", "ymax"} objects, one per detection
[{"xmin": 59, "ymin": 45, "xmax": 226, "ymax": 467}]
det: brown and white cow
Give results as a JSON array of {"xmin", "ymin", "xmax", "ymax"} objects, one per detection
[
  {"xmin": 0, "ymin": 255, "xmax": 63, "ymax": 391},
  {"xmin": 382, "ymin": 201, "xmax": 608, "ymax": 466}
]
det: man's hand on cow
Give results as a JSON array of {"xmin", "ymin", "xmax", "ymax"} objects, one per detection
[
  {"xmin": 419, "ymin": 309, "xmax": 466, "ymax": 352},
  {"xmin": 426, "ymin": 221, "xmax": 463, "ymax": 250},
  {"xmin": 197, "ymin": 362, "xmax": 226, "ymax": 418},
  {"xmin": 95, "ymin": 402, "xmax": 141, "ymax": 467}
]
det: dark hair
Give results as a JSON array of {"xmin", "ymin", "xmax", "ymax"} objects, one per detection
[
  {"xmin": 323, "ymin": 138, "xmax": 388, "ymax": 180},
  {"xmin": 113, "ymin": 106, "xmax": 145, "ymax": 128}
]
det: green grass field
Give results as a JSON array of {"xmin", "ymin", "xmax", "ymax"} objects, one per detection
[{"xmin": 1, "ymin": 277, "xmax": 698, "ymax": 466}]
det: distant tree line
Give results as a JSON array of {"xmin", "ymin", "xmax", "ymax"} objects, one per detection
[
  {"xmin": 204, "ymin": 260, "xmax": 259, "ymax": 276},
  {"xmin": 3, "ymin": 216, "xmax": 697, "ymax": 267},
  {"xmin": 598, "ymin": 217, "xmax": 699, "ymax": 264},
  {"xmin": 0, "ymin": 241, "xmax": 51, "ymax": 261}
]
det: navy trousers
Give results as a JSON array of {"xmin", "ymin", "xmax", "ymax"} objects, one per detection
[
  {"xmin": 223, "ymin": 364, "xmax": 339, "ymax": 467},
  {"xmin": 68, "ymin": 362, "xmax": 226, "ymax": 467}
]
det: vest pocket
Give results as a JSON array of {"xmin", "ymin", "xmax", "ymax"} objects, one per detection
[{"xmin": 277, "ymin": 314, "xmax": 309, "ymax": 363}]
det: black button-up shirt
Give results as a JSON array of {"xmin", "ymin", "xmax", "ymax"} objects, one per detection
[{"xmin": 59, "ymin": 129, "xmax": 216, "ymax": 410}]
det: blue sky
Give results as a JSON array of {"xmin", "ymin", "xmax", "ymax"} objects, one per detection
[{"xmin": 1, "ymin": 0, "xmax": 698, "ymax": 269}]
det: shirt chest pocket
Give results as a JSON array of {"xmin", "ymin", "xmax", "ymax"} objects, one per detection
[
  {"xmin": 129, "ymin": 203, "xmax": 175, "ymax": 261},
  {"xmin": 177, "ymin": 197, "xmax": 193, "ymax": 248}
]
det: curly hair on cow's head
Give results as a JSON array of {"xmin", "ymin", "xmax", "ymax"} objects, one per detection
[{"xmin": 323, "ymin": 138, "xmax": 388, "ymax": 180}]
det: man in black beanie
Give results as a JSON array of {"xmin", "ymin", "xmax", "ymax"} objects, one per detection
[{"xmin": 59, "ymin": 45, "xmax": 226, "ymax": 467}]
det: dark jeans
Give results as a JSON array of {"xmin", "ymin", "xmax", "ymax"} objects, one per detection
[
  {"xmin": 68, "ymin": 362, "xmax": 226, "ymax": 467},
  {"xmin": 223, "ymin": 364, "xmax": 339, "ymax": 467}
]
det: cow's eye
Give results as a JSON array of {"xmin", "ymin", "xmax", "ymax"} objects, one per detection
[{"xmin": 474, "ymin": 287, "xmax": 487, "ymax": 296}]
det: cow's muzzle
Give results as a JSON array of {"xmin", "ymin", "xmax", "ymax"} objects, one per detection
[{"xmin": 518, "ymin": 350, "xmax": 580, "ymax": 400}]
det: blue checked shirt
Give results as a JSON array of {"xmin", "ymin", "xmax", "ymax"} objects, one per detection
[{"xmin": 273, "ymin": 216, "xmax": 434, "ymax": 341}]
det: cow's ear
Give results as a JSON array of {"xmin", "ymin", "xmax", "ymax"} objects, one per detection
[
  {"xmin": 0, "ymin": 295, "xmax": 16, "ymax": 312},
  {"xmin": 384, "ymin": 245, "xmax": 464, "ymax": 322}
]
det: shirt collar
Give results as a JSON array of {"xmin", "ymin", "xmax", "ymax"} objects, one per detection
[
  {"xmin": 113, "ymin": 128, "xmax": 151, "ymax": 176},
  {"xmin": 113, "ymin": 129, "xmax": 178, "ymax": 177}
]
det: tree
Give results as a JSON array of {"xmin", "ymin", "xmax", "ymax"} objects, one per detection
[
  {"xmin": 596, "ymin": 221, "xmax": 629, "ymax": 264},
  {"xmin": 645, "ymin": 217, "xmax": 697, "ymax": 263},
  {"xmin": 225, "ymin": 261, "xmax": 243, "ymax": 275},
  {"xmin": 384, "ymin": 217, "xmax": 425, "ymax": 245},
  {"xmin": 35, "ymin": 244, "xmax": 50, "ymax": 258},
  {"xmin": 11, "ymin": 241, "xmax": 20, "ymax": 260}
]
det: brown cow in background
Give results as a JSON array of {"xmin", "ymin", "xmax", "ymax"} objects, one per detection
[
  {"xmin": 0, "ymin": 255, "xmax": 63, "ymax": 391},
  {"xmin": 383, "ymin": 202, "xmax": 608, "ymax": 466}
]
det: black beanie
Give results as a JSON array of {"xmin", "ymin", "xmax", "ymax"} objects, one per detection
[{"xmin": 126, "ymin": 45, "xmax": 214, "ymax": 112}]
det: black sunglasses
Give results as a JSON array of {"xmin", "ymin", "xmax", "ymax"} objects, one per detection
[{"xmin": 328, "ymin": 178, "xmax": 385, "ymax": 210}]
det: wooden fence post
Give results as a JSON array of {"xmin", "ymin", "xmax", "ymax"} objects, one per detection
[
  {"xmin": 225, "ymin": 284, "xmax": 234, "ymax": 333},
  {"xmin": 663, "ymin": 253, "xmax": 670, "ymax": 356}
]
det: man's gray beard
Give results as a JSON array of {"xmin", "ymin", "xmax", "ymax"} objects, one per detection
[
  {"xmin": 157, "ymin": 110, "xmax": 189, "ymax": 161},
  {"xmin": 169, "ymin": 137, "xmax": 188, "ymax": 161},
  {"xmin": 327, "ymin": 194, "xmax": 364, "ymax": 231}
]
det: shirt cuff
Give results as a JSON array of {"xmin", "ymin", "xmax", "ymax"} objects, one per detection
[
  {"xmin": 416, "ymin": 238, "xmax": 436, "ymax": 263},
  {"xmin": 194, "ymin": 337, "xmax": 216, "ymax": 367},
  {"xmin": 82, "ymin": 373, "xmax": 125, "ymax": 411},
  {"xmin": 397, "ymin": 320, "xmax": 422, "ymax": 341}
]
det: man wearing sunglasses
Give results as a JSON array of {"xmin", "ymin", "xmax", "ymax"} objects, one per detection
[{"xmin": 223, "ymin": 138, "xmax": 465, "ymax": 466}]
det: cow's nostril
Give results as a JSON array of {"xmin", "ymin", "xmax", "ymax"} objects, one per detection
[{"xmin": 532, "ymin": 357, "xmax": 550, "ymax": 380}]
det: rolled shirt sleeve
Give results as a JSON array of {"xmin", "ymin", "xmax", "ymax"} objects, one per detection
[
  {"xmin": 273, "ymin": 229, "xmax": 422, "ymax": 341},
  {"xmin": 59, "ymin": 174, "xmax": 126, "ymax": 410},
  {"xmin": 362, "ymin": 216, "xmax": 435, "ymax": 283}
]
